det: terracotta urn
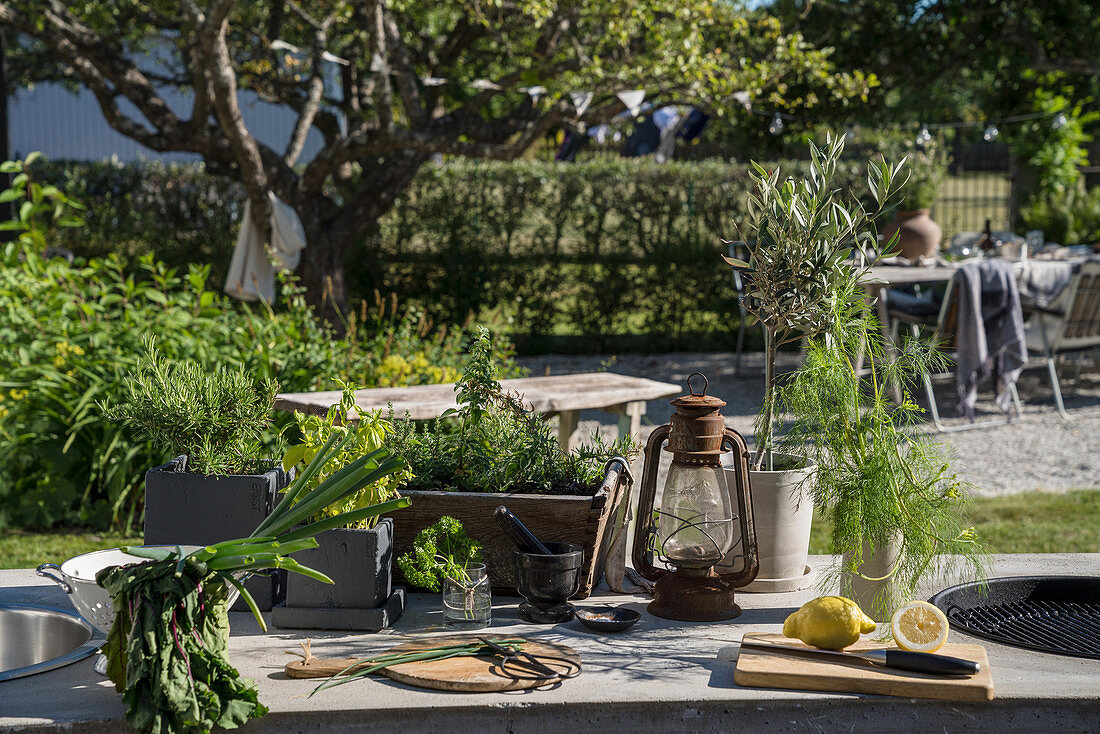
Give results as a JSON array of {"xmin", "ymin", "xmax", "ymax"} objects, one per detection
[{"xmin": 882, "ymin": 209, "xmax": 942, "ymax": 261}]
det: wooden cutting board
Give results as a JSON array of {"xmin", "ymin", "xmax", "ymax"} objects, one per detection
[
  {"xmin": 733, "ymin": 633, "xmax": 994, "ymax": 702},
  {"xmin": 380, "ymin": 635, "xmax": 580, "ymax": 692},
  {"xmin": 285, "ymin": 635, "xmax": 581, "ymax": 693}
]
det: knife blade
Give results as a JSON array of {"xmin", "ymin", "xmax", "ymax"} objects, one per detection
[{"xmin": 738, "ymin": 640, "xmax": 980, "ymax": 676}]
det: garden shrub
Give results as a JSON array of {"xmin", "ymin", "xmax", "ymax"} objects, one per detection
[
  {"xmin": 0, "ymin": 158, "xmax": 518, "ymax": 531},
  {"xmin": 45, "ymin": 157, "xmax": 871, "ymax": 345}
]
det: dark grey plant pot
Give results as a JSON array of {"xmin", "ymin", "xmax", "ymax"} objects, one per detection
[
  {"xmin": 143, "ymin": 455, "xmax": 288, "ymax": 611},
  {"xmin": 271, "ymin": 520, "xmax": 405, "ymax": 631}
]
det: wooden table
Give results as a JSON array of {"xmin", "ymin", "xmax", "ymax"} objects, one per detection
[{"xmin": 275, "ymin": 372, "xmax": 680, "ymax": 449}]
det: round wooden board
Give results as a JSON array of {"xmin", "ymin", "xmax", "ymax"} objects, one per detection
[{"xmin": 378, "ymin": 635, "xmax": 581, "ymax": 692}]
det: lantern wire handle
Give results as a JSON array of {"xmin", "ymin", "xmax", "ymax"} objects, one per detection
[
  {"xmin": 649, "ymin": 508, "xmax": 736, "ymax": 563},
  {"xmin": 687, "ymin": 372, "xmax": 709, "ymax": 396}
]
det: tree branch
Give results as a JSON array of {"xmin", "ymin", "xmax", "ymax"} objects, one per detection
[
  {"xmin": 382, "ymin": 9, "xmax": 426, "ymax": 128},
  {"xmin": 185, "ymin": 0, "xmax": 272, "ymax": 220},
  {"xmin": 284, "ymin": 7, "xmax": 335, "ymax": 165}
]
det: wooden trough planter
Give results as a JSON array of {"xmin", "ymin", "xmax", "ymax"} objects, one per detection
[{"xmin": 392, "ymin": 460, "xmax": 631, "ymax": 598}]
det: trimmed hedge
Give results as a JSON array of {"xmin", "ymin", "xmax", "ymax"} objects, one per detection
[{"xmin": 46, "ymin": 157, "xmax": 872, "ymax": 347}]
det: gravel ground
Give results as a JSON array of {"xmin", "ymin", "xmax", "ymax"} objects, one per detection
[{"xmin": 517, "ymin": 350, "xmax": 1100, "ymax": 497}]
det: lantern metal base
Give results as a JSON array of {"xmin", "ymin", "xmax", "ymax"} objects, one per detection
[{"xmin": 647, "ymin": 570, "xmax": 742, "ymax": 622}]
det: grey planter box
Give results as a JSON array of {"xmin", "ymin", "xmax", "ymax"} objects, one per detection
[
  {"xmin": 144, "ymin": 455, "xmax": 288, "ymax": 611},
  {"xmin": 272, "ymin": 520, "xmax": 405, "ymax": 631}
]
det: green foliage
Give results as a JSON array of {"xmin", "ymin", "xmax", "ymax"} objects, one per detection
[
  {"xmin": 98, "ymin": 559, "xmax": 268, "ymax": 734},
  {"xmin": 281, "ymin": 383, "xmax": 413, "ymax": 530},
  {"xmin": 725, "ymin": 133, "xmax": 907, "ymax": 467},
  {"xmin": 101, "ymin": 340, "xmax": 276, "ymax": 475},
  {"xmin": 38, "ymin": 158, "xmax": 243, "ymax": 286},
  {"xmin": 44, "ymin": 157, "xmax": 872, "ymax": 344},
  {"xmin": 388, "ymin": 327, "xmax": 639, "ymax": 494},
  {"xmin": 1013, "ymin": 90, "xmax": 1098, "ymax": 199},
  {"xmin": 0, "ymin": 156, "xmax": 510, "ymax": 530},
  {"xmin": 397, "ymin": 516, "xmax": 483, "ymax": 592},
  {"xmin": 0, "ymin": 152, "xmax": 86, "ymax": 255},
  {"xmin": 770, "ymin": 0, "xmax": 1099, "ymax": 128},
  {"xmin": 1014, "ymin": 90, "xmax": 1100, "ymax": 245},
  {"xmin": 775, "ymin": 280, "xmax": 986, "ymax": 618},
  {"xmin": 365, "ymin": 157, "xmax": 871, "ymax": 340},
  {"xmin": 877, "ymin": 139, "xmax": 948, "ymax": 211},
  {"xmin": 1019, "ymin": 186, "xmax": 1100, "ymax": 246}
]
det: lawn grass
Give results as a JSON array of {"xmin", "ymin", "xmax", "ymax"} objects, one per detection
[
  {"xmin": 806, "ymin": 489, "xmax": 1099, "ymax": 555},
  {"xmin": 2, "ymin": 490, "xmax": 1095, "ymax": 570},
  {"xmin": 1, "ymin": 529, "xmax": 142, "ymax": 570}
]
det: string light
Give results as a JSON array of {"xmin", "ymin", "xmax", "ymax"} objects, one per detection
[
  {"xmin": 916, "ymin": 125, "xmax": 932, "ymax": 146},
  {"xmin": 1052, "ymin": 112, "xmax": 1068, "ymax": 130},
  {"xmin": 768, "ymin": 113, "xmax": 784, "ymax": 135},
  {"xmin": 982, "ymin": 124, "xmax": 999, "ymax": 141}
]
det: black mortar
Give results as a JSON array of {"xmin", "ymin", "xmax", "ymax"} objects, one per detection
[{"xmin": 512, "ymin": 542, "xmax": 583, "ymax": 623}]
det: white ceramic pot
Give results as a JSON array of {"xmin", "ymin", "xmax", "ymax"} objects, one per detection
[
  {"xmin": 718, "ymin": 453, "xmax": 816, "ymax": 592},
  {"xmin": 841, "ymin": 536, "xmax": 902, "ymax": 622}
]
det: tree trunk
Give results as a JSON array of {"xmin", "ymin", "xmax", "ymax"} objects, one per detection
[
  {"xmin": 293, "ymin": 151, "xmax": 428, "ymax": 325},
  {"xmin": 297, "ymin": 226, "xmax": 350, "ymax": 327}
]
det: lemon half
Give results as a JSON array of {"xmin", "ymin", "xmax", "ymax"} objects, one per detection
[{"xmin": 891, "ymin": 601, "xmax": 949, "ymax": 652}]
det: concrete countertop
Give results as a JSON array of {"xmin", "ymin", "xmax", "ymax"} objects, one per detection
[{"xmin": 2, "ymin": 554, "xmax": 1098, "ymax": 733}]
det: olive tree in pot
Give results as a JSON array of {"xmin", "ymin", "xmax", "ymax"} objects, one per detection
[
  {"xmin": 773, "ymin": 279, "xmax": 987, "ymax": 620},
  {"xmin": 101, "ymin": 339, "xmax": 287, "ymax": 609},
  {"xmin": 272, "ymin": 385, "xmax": 413, "ymax": 631},
  {"xmin": 720, "ymin": 133, "xmax": 907, "ymax": 590}
]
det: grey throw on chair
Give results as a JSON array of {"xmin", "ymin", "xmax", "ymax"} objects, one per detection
[{"xmin": 953, "ymin": 259, "xmax": 1028, "ymax": 420}]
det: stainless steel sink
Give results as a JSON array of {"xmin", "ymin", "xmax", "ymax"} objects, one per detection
[{"xmin": 0, "ymin": 603, "xmax": 103, "ymax": 681}]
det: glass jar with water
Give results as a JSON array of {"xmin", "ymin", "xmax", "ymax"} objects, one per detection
[{"xmin": 442, "ymin": 563, "xmax": 491, "ymax": 629}]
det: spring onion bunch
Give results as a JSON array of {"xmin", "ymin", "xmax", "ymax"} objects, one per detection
[
  {"xmin": 99, "ymin": 428, "xmax": 411, "ymax": 733},
  {"xmin": 309, "ymin": 639, "xmax": 527, "ymax": 695}
]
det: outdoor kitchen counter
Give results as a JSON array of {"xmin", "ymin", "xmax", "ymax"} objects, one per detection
[{"xmin": 2, "ymin": 554, "xmax": 1097, "ymax": 733}]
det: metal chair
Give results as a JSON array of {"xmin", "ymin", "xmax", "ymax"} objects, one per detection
[
  {"xmin": 892, "ymin": 271, "xmax": 1023, "ymax": 432},
  {"xmin": 1024, "ymin": 261, "xmax": 1100, "ymax": 419}
]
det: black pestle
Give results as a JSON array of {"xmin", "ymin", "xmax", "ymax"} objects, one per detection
[{"xmin": 494, "ymin": 506, "xmax": 553, "ymax": 555}]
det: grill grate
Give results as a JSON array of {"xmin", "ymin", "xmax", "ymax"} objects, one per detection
[{"xmin": 930, "ymin": 576, "xmax": 1100, "ymax": 660}]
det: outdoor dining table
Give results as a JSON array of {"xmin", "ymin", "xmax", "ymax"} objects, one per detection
[{"xmin": 860, "ymin": 258, "xmax": 1090, "ymax": 404}]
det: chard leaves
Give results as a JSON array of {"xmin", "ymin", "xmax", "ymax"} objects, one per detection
[{"xmin": 98, "ymin": 559, "xmax": 268, "ymax": 733}]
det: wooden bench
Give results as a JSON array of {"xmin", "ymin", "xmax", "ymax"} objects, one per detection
[{"xmin": 274, "ymin": 372, "xmax": 680, "ymax": 449}]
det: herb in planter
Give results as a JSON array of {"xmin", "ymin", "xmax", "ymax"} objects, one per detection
[
  {"xmin": 101, "ymin": 338, "xmax": 276, "ymax": 475},
  {"xmin": 773, "ymin": 279, "xmax": 987, "ymax": 617},
  {"xmin": 388, "ymin": 326, "xmax": 637, "ymax": 494},
  {"xmin": 97, "ymin": 428, "xmax": 411, "ymax": 734},
  {"xmin": 282, "ymin": 382, "xmax": 413, "ymax": 527},
  {"xmin": 397, "ymin": 515, "xmax": 483, "ymax": 591}
]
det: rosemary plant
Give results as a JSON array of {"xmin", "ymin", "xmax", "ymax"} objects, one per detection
[
  {"xmin": 724, "ymin": 133, "xmax": 908, "ymax": 470},
  {"xmin": 773, "ymin": 279, "xmax": 987, "ymax": 618},
  {"xmin": 101, "ymin": 337, "xmax": 275, "ymax": 474}
]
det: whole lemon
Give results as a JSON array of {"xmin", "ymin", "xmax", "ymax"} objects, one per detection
[{"xmin": 782, "ymin": 596, "xmax": 877, "ymax": 650}]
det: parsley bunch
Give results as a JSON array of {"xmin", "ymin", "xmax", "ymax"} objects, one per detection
[{"xmin": 397, "ymin": 516, "xmax": 482, "ymax": 591}]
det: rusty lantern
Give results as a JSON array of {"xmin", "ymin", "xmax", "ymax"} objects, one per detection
[{"xmin": 631, "ymin": 373, "xmax": 758, "ymax": 621}]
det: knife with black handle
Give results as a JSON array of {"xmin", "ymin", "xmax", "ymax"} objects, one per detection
[{"xmin": 739, "ymin": 640, "xmax": 980, "ymax": 676}]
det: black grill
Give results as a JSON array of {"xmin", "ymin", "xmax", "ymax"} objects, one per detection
[{"xmin": 929, "ymin": 576, "xmax": 1100, "ymax": 660}]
